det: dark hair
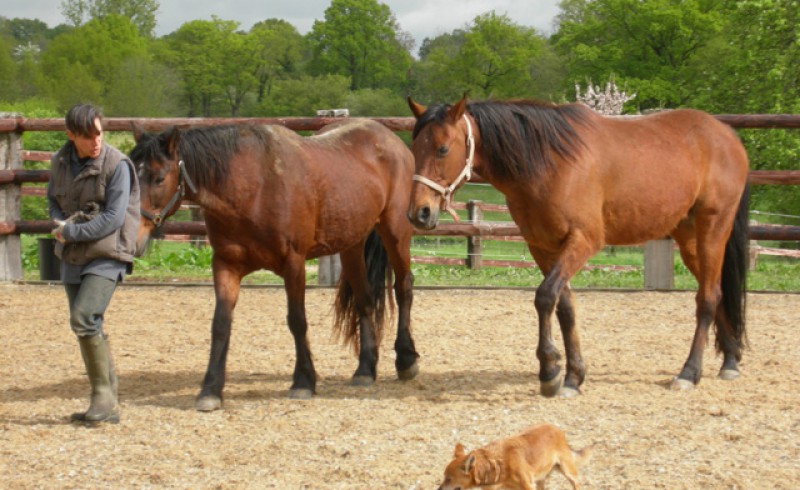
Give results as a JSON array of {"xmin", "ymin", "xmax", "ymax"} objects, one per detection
[{"xmin": 65, "ymin": 104, "xmax": 103, "ymax": 137}]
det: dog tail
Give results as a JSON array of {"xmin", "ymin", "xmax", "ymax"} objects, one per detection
[{"xmin": 572, "ymin": 445, "xmax": 593, "ymax": 467}]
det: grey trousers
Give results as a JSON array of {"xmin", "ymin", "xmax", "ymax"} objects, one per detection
[{"xmin": 64, "ymin": 274, "xmax": 118, "ymax": 338}]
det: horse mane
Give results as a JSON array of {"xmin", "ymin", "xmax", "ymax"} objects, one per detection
[
  {"xmin": 177, "ymin": 125, "xmax": 248, "ymax": 188},
  {"xmin": 131, "ymin": 125, "xmax": 270, "ymax": 189},
  {"xmin": 414, "ymin": 100, "xmax": 592, "ymax": 181}
]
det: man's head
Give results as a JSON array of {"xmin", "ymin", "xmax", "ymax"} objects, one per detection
[{"xmin": 66, "ymin": 104, "xmax": 104, "ymax": 159}]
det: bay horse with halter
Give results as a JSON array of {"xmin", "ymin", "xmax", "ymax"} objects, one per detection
[
  {"xmin": 407, "ymin": 95, "xmax": 749, "ymax": 397},
  {"xmin": 130, "ymin": 119, "xmax": 420, "ymax": 409}
]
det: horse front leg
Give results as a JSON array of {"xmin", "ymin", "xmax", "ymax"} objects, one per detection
[
  {"xmin": 284, "ymin": 256, "xmax": 317, "ymax": 399},
  {"xmin": 393, "ymin": 270, "xmax": 419, "ymax": 380},
  {"xmin": 531, "ymin": 236, "xmax": 595, "ymax": 398},
  {"xmin": 196, "ymin": 264, "xmax": 242, "ymax": 411},
  {"xmin": 378, "ymin": 226, "xmax": 420, "ymax": 380},
  {"xmin": 534, "ymin": 265, "xmax": 569, "ymax": 398}
]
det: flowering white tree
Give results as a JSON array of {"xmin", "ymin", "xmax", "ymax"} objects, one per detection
[{"xmin": 575, "ymin": 79, "xmax": 635, "ymax": 115}]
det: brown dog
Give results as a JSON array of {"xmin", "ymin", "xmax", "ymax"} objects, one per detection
[{"xmin": 437, "ymin": 424, "xmax": 591, "ymax": 490}]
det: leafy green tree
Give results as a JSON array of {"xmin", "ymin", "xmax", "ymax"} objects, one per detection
[
  {"xmin": 161, "ymin": 18, "xmax": 262, "ymax": 116},
  {"xmin": 39, "ymin": 14, "xmax": 149, "ymax": 111},
  {"xmin": 344, "ymin": 88, "xmax": 409, "ymax": 116},
  {"xmin": 105, "ymin": 56, "xmax": 180, "ymax": 115},
  {"xmin": 308, "ymin": 0, "xmax": 412, "ymax": 91},
  {"xmin": 686, "ymin": 0, "xmax": 800, "ymax": 218},
  {"xmin": 249, "ymin": 19, "xmax": 306, "ymax": 103},
  {"xmin": 410, "ymin": 12, "xmax": 562, "ymax": 102},
  {"xmin": 459, "ymin": 12, "xmax": 556, "ymax": 99},
  {"xmin": 60, "ymin": 0, "xmax": 159, "ymax": 37},
  {"xmin": 256, "ymin": 74, "xmax": 350, "ymax": 116},
  {"xmin": 0, "ymin": 34, "xmax": 18, "ymax": 101},
  {"xmin": 13, "ymin": 46, "xmax": 46, "ymax": 100},
  {"xmin": 552, "ymin": 0, "xmax": 724, "ymax": 110},
  {"xmin": 160, "ymin": 18, "xmax": 232, "ymax": 116},
  {"xmin": 0, "ymin": 17, "xmax": 54, "ymax": 48}
]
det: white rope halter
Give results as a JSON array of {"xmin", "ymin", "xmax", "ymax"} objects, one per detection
[{"xmin": 412, "ymin": 114, "xmax": 475, "ymax": 221}]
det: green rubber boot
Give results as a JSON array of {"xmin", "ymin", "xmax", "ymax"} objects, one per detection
[{"xmin": 70, "ymin": 334, "xmax": 120, "ymax": 425}]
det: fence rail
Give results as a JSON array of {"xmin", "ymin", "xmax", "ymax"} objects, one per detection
[{"xmin": 2, "ymin": 114, "xmax": 799, "ymax": 284}]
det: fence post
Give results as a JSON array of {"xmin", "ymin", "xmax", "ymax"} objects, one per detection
[
  {"xmin": 318, "ymin": 254, "xmax": 341, "ymax": 286},
  {"xmin": 466, "ymin": 200, "xmax": 483, "ymax": 269},
  {"xmin": 644, "ymin": 239, "xmax": 674, "ymax": 289},
  {"xmin": 0, "ymin": 114, "xmax": 23, "ymax": 281}
]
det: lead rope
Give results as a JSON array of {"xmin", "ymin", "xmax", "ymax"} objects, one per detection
[{"xmin": 412, "ymin": 114, "xmax": 475, "ymax": 222}]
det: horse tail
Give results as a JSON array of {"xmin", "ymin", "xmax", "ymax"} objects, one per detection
[
  {"xmin": 716, "ymin": 184, "xmax": 749, "ymax": 354},
  {"xmin": 334, "ymin": 229, "xmax": 390, "ymax": 354}
]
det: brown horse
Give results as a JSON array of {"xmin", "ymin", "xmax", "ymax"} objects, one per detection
[
  {"xmin": 130, "ymin": 119, "xmax": 420, "ymax": 409},
  {"xmin": 407, "ymin": 95, "xmax": 749, "ymax": 397}
]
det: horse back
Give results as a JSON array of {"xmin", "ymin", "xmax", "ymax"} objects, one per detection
[{"xmin": 511, "ymin": 109, "xmax": 748, "ymax": 248}]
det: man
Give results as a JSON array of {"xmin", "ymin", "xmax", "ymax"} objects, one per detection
[{"xmin": 47, "ymin": 104, "xmax": 141, "ymax": 425}]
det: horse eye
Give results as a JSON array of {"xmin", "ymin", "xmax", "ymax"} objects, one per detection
[{"xmin": 437, "ymin": 145, "xmax": 449, "ymax": 157}]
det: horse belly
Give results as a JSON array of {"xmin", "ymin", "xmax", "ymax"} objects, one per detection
[{"xmin": 602, "ymin": 190, "xmax": 696, "ymax": 245}]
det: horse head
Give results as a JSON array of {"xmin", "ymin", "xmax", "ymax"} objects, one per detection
[
  {"xmin": 406, "ymin": 94, "xmax": 476, "ymax": 229},
  {"xmin": 129, "ymin": 124, "xmax": 192, "ymax": 251}
]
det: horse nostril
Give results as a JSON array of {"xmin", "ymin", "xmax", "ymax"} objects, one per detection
[{"xmin": 418, "ymin": 206, "xmax": 431, "ymax": 223}]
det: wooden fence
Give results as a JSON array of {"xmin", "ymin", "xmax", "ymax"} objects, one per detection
[{"xmin": 2, "ymin": 114, "xmax": 800, "ymax": 286}]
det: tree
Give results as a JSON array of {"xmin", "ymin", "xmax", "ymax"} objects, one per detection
[
  {"xmin": 60, "ymin": 0, "xmax": 159, "ymax": 37},
  {"xmin": 256, "ymin": 74, "xmax": 350, "ymax": 117},
  {"xmin": 410, "ymin": 12, "xmax": 563, "ymax": 102},
  {"xmin": 308, "ymin": 0, "xmax": 412, "ymax": 91},
  {"xmin": 552, "ymin": 0, "xmax": 724, "ymax": 110},
  {"xmin": 160, "ymin": 18, "xmax": 259, "ymax": 117},
  {"xmin": 249, "ymin": 19, "xmax": 306, "ymax": 104},
  {"xmin": 0, "ymin": 34, "xmax": 17, "ymax": 101},
  {"xmin": 0, "ymin": 17, "xmax": 53, "ymax": 47},
  {"xmin": 39, "ymin": 14, "xmax": 149, "ymax": 110},
  {"xmin": 686, "ymin": 0, "xmax": 800, "ymax": 217}
]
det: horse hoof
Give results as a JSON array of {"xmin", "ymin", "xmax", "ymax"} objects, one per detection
[
  {"xmin": 670, "ymin": 377, "xmax": 695, "ymax": 391},
  {"xmin": 195, "ymin": 395, "xmax": 222, "ymax": 412},
  {"xmin": 288, "ymin": 388, "xmax": 314, "ymax": 400},
  {"xmin": 718, "ymin": 369, "xmax": 740, "ymax": 381},
  {"xmin": 351, "ymin": 375, "xmax": 375, "ymax": 387},
  {"xmin": 540, "ymin": 374, "xmax": 563, "ymax": 398},
  {"xmin": 397, "ymin": 362, "xmax": 420, "ymax": 381},
  {"xmin": 559, "ymin": 386, "xmax": 581, "ymax": 398}
]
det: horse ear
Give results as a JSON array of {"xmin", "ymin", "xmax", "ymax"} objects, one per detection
[
  {"xmin": 407, "ymin": 96, "xmax": 427, "ymax": 119},
  {"xmin": 131, "ymin": 122, "xmax": 144, "ymax": 142},
  {"xmin": 165, "ymin": 126, "xmax": 181, "ymax": 158},
  {"xmin": 448, "ymin": 93, "xmax": 468, "ymax": 122},
  {"xmin": 453, "ymin": 443, "xmax": 466, "ymax": 458}
]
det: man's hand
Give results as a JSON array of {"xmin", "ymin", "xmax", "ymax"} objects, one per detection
[{"xmin": 51, "ymin": 219, "xmax": 66, "ymax": 244}]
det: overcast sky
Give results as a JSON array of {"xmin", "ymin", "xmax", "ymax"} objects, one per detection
[{"xmin": 4, "ymin": 0, "xmax": 562, "ymax": 50}]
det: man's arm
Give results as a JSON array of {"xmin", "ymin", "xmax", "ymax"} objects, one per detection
[{"xmin": 62, "ymin": 161, "xmax": 131, "ymax": 243}]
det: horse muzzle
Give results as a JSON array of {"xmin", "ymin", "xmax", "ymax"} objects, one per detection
[{"xmin": 407, "ymin": 203, "xmax": 440, "ymax": 230}]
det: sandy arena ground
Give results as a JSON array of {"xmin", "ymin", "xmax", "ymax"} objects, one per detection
[{"xmin": 0, "ymin": 283, "xmax": 798, "ymax": 489}]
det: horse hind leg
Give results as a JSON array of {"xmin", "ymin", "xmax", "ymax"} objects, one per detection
[
  {"xmin": 715, "ymin": 305, "xmax": 742, "ymax": 380},
  {"xmin": 671, "ymin": 216, "xmax": 732, "ymax": 390},
  {"xmin": 555, "ymin": 285, "xmax": 585, "ymax": 398},
  {"xmin": 336, "ymin": 243, "xmax": 380, "ymax": 387}
]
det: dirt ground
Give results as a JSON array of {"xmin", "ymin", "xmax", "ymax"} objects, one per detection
[{"xmin": 0, "ymin": 283, "xmax": 798, "ymax": 489}]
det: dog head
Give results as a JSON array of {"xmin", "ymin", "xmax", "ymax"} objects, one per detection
[{"xmin": 437, "ymin": 443, "xmax": 503, "ymax": 490}]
